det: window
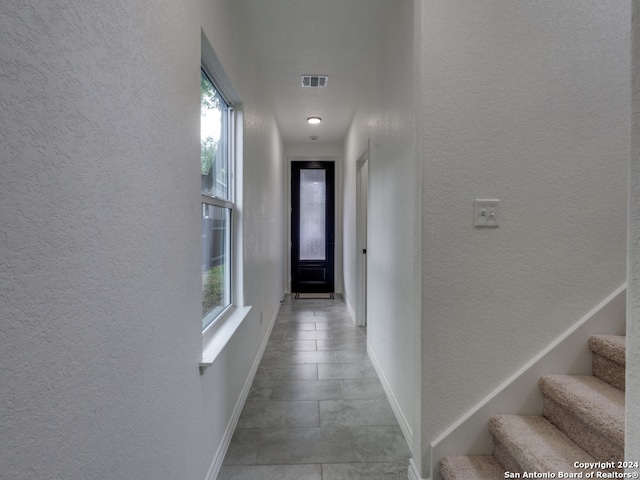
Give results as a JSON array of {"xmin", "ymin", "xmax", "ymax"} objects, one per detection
[{"xmin": 201, "ymin": 67, "xmax": 234, "ymax": 333}]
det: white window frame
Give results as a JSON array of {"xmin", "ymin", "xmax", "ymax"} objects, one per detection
[{"xmin": 200, "ymin": 33, "xmax": 250, "ymax": 367}]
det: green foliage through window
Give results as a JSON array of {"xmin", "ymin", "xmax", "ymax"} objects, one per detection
[{"xmin": 203, "ymin": 265, "xmax": 225, "ymax": 317}]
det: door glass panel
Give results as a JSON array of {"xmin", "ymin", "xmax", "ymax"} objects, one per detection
[{"xmin": 299, "ymin": 169, "xmax": 326, "ymax": 260}]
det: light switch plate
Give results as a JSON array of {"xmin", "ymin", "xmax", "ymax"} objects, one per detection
[{"xmin": 474, "ymin": 199, "xmax": 499, "ymax": 227}]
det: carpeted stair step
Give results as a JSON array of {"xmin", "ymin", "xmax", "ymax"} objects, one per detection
[
  {"xmin": 489, "ymin": 415, "xmax": 597, "ymax": 475},
  {"xmin": 589, "ymin": 335, "xmax": 625, "ymax": 391},
  {"xmin": 538, "ymin": 374, "xmax": 624, "ymax": 463},
  {"xmin": 440, "ymin": 455, "xmax": 505, "ymax": 480}
]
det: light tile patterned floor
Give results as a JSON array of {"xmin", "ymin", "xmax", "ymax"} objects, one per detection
[{"xmin": 218, "ymin": 295, "xmax": 411, "ymax": 480}]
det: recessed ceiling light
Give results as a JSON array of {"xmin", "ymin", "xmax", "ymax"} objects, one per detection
[{"xmin": 307, "ymin": 117, "xmax": 322, "ymax": 125}]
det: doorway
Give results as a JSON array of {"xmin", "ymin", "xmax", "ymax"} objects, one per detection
[
  {"xmin": 291, "ymin": 161, "xmax": 335, "ymax": 293},
  {"xmin": 355, "ymin": 148, "xmax": 369, "ymax": 326}
]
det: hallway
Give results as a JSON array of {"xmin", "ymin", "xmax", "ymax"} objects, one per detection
[{"xmin": 218, "ymin": 295, "xmax": 411, "ymax": 479}]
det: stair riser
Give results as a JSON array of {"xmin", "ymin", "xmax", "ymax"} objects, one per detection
[
  {"xmin": 492, "ymin": 440, "xmax": 522, "ymax": 475},
  {"xmin": 439, "ymin": 455, "xmax": 506, "ymax": 480},
  {"xmin": 542, "ymin": 397, "xmax": 623, "ymax": 463},
  {"xmin": 592, "ymin": 353, "xmax": 625, "ymax": 391}
]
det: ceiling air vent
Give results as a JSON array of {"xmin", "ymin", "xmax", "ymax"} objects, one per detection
[{"xmin": 301, "ymin": 75, "xmax": 328, "ymax": 88}]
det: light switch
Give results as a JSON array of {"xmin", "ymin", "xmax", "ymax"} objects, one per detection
[{"xmin": 474, "ymin": 199, "xmax": 499, "ymax": 227}]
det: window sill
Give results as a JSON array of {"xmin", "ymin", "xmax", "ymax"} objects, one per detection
[{"xmin": 200, "ymin": 305, "xmax": 252, "ymax": 368}]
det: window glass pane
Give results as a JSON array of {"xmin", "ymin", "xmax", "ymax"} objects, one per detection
[
  {"xmin": 299, "ymin": 169, "xmax": 326, "ymax": 261},
  {"xmin": 202, "ymin": 204, "xmax": 231, "ymax": 330},
  {"xmin": 201, "ymin": 69, "xmax": 229, "ymax": 200}
]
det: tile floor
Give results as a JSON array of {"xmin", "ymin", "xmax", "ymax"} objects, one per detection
[{"xmin": 218, "ymin": 294, "xmax": 411, "ymax": 480}]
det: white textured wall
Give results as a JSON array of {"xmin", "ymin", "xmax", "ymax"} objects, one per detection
[
  {"xmin": 343, "ymin": 0, "xmax": 418, "ymax": 452},
  {"xmin": 628, "ymin": 0, "xmax": 640, "ymax": 461},
  {"xmin": 0, "ymin": 1, "xmax": 284, "ymax": 479},
  {"xmin": 419, "ymin": 1, "xmax": 629, "ymax": 475}
]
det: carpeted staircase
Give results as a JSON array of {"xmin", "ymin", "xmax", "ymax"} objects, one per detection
[{"xmin": 440, "ymin": 335, "xmax": 626, "ymax": 479}]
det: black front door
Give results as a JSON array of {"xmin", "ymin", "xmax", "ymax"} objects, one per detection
[{"xmin": 291, "ymin": 161, "xmax": 335, "ymax": 293}]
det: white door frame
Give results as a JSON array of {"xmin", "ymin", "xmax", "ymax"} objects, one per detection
[{"xmin": 355, "ymin": 144, "xmax": 369, "ymax": 327}]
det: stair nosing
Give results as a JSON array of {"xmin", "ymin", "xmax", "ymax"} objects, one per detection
[
  {"xmin": 538, "ymin": 374, "xmax": 624, "ymax": 444},
  {"xmin": 489, "ymin": 414, "xmax": 597, "ymax": 473},
  {"xmin": 588, "ymin": 335, "xmax": 625, "ymax": 366}
]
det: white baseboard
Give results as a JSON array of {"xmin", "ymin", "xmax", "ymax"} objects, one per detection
[
  {"xmin": 343, "ymin": 293, "xmax": 356, "ymax": 324},
  {"xmin": 408, "ymin": 458, "xmax": 430, "ymax": 480},
  {"xmin": 429, "ymin": 284, "xmax": 626, "ymax": 480},
  {"xmin": 204, "ymin": 302, "xmax": 280, "ymax": 480},
  {"xmin": 367, "ymin": 344, "xmax": 414, "ymax": 449}
]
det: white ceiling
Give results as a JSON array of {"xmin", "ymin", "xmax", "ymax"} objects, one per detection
[{"xmin": 237, "ymin": 0, "xmax": 397, "ymax": 144}]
